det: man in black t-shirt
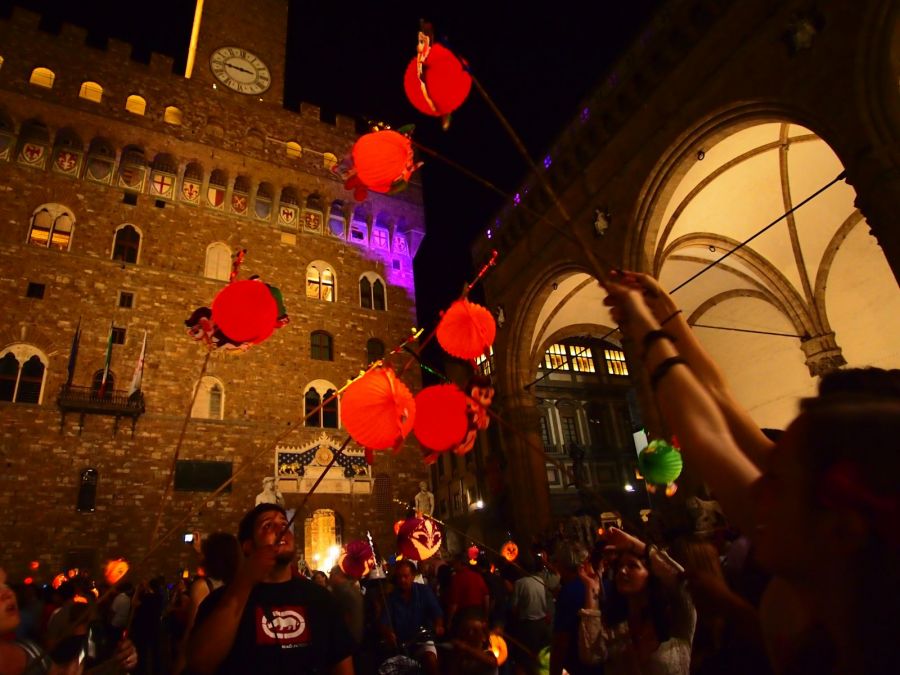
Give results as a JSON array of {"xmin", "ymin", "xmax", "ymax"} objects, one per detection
[{"xmin": 187, "ymin": 504, "xmax": 354, "ymax": 675}]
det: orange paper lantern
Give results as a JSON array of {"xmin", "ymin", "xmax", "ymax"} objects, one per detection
[
  {"xmin": 501, "ymin": 541, "xmax": 519, "ymax": 563},
  {"xmin": 51, "ymin": 574, "xmax": 66, "ymax": 589},
  {"xmin": 394, "ymin": 520, "xmax": 405, "ymax": 536},
  {"xmin": 211, "ymin": 279, "xmax": 278, "ymax": 344},
  {"xmin": 404, "ymin": 43, "xmax": 471, "ymax": 118},
  {"xmin": 104, "ymin": 558, "xmax": 129, "ymax": 586},
  {"xmin": 339, "ymin": 540, "xmax": 375, "ymax": 579},
  {"xmin": 413, "ymin": 385, "xmax": 468, "ymax": 452},
  {"xmin": 436, "ymin": 299, "xmax": 496, "ymax": 360},
  {"xmin": 397, "ymin": 517, "xmax": 443, "ymax": 561},
  {"xmin": 341, "ymin": 367, "xmax": 415, "ymax": 451},
  {"xmin": 489, "ymin": 634, "xmax": 508, "ymax": 666},
  {"xmin": 352, "ymin": 130, "xmax": 416, "ymax": 195}
]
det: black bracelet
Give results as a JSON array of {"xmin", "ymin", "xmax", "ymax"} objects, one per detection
[
  {"xmin": 641, "ymin": 329, "xmax": 675, "ymax": 355},
  {"xmin": 650, "ymin": 356, "xmax": 687, "ymax": 390},
  {"xmin": 660, "ymin": 309, "xmax": 683, "ymax": 326}
]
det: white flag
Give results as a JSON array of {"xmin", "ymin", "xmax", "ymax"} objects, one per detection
[{"xmin": 128, "ymin": 331, "xmax": 147, "ymax": 396}]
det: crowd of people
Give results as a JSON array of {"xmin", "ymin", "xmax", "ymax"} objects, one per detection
[{"xmin": 1, "ymin": 271, "xmax": 897, "ymax": 674}]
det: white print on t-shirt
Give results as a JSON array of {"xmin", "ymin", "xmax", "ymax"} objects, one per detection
[{"xmin": 255, "ymin": 606, "xmax": 310, "ymax": 645}]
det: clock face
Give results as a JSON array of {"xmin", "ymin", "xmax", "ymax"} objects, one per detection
[{"xmin": 210, "ymin": 46, "xmax": 271, "ymax": 95}]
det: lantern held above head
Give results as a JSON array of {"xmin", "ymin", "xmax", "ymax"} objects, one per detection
[
  {"xmin": 413, "ymin": 384, "xmax": 468, "ymax": 453},
  {"xmin": 404, "ymin": 43, "xmax": 471, "ymax": 119},
  {"xmin": 397, "ymin": 516, "xmax": 443, "ymax": 561},
  {"xmin": 638, "ymin": 439, "xmax": 683, "ymax": 494},
  {"xmin": 489, "ymin": 634, "xmax": 509, "ymax": 666},
  {"xmin": 338, "ymin": 540, "xmax": 375, "ymax": 580},
  {"xmin": 500, "ymin": 541, "xmax": 519, "ymax": 563},
  {"xmin": 104, "ymin": 558, "xmax": 129, "ymax": 586},
  {"xmin": 351, "ymin": 130, "xmax": 420, "ymax": 196},
  {"xmin": 436, "ymin": 299, "xmax": 496, "ymax": 360},
  {"xmin": 341, "ymin": 367, "xmax": 415, "ymax": 452},
  {"xmin": 211, "ymin": 279, "xmax": 279, "ymax": 345}
]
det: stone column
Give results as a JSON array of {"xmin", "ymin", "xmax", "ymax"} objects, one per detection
[
  {"xmin": 801, "ymin": 332, "xmax": 846, "ymax": 376},
  {"xmin": 502, "ymin": 394, "xmax": 552, "ymax": 537},
  {"xmin": 844, "ymin": 152, "xmax": 900, "ymax": 284}
]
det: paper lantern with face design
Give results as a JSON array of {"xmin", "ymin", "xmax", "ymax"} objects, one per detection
[
  {"xmin": 104, "ymin": 558, "xmax": 129, "ymax": 586},
  {"xmin": 501, "ymin": 541, "xmax": 519, "ymax": 563},
  {"xmin": 397, "ymin": 516, "xmax": 443, "ymax": 561},
  {"xmin": 338, "ymin": 540, "xmax": 375, "ymax": 580}
]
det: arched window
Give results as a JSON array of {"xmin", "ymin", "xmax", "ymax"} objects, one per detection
[
  {"xmin": 322, "ymin": 152, "xmax": 338, "ymax": 170},
  {"xmin": 205, "ymin": 242, "xmax": 231, "ymax": 281},
  {"xmin": 91, "ymin": 370, "xmax": 115, "ymax": 398},
  {"xmin": 0, "ymin": 347, "xmax": 47, "ymax": 404},
  {"xmin": 125, "ymin": 94, "xmax": 146, "ymax": 116},
  {"xmin": 163, "ymin": 106, "xmax": 182, "ymax": 125},
  {"xmin": 306, "ymin": 263, "xmax": 335, "ymax": 301},
  {"xmin": 304, "ymin": 381, "xmax": 339, "ymax": 428},
  {"xmin": 191, "ymin": 376, "xmax": 225, "ymax": 420},
  {"xmin": 78, "ymin": 81, "xmax": 102, "ymax": 103},
  {"xmin": 28, "ymin": 204, "xmax": 74, "ymax": 251},
  {"xmin": 366, "ymin": 338, "xmax": 385, "ymax": 364},
  {"xmin": 285, "ymin": 141, "xmax": 302, "ymax": 158},
  {"xmin": 359, "ymin": 273, "xmax": 387, "ymax": 310},
  {"xmin": 29, "ymin": 67, "xmax": 55, "ymax": 88},
  {"xmin": 311, "ymin": 331, "xmax": 333, "ymax": 361},
  {"xmin": 328, "ymin": 200, "xmax": 346, "ymax": 237},
  {"xmin": 112, "ymin": 225, "xmax": 141, "ymax": 264}
]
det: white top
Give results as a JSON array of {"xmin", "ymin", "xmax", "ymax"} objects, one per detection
[
  {"xmin": 110, "ymin": 592, "xmax": 131, "ymax": 628},
  {"xmin": 513, "ymin": 574, "xmax": 548, "ymax": 621}
]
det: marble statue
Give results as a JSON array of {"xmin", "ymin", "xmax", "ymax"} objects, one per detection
[
  {"xmin": 414, "ymin": 481, "xmax": 434, "ymax": 516},
  {"xmin": 255, "ymin": 476, "xmax": 285, "ymax": 508}
]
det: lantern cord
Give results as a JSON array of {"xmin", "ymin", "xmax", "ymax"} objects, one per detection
[
  {"xmin": 279, "ymin": 435, "xmax": 353, "ymax": 537},
  {"xmin": 465, "ymin": 249, "xmax": 499, "ymax": 296},
  {"xmin": 147, "ymin": 350, "xmax": 211, "ymax": 553},
  {"xmin": 692, "ymin": 323, "xmax": 803, "ymax": 338},
  {"xmin": 410, "ymin": 139, "xmax": 511, "ymax": 199}
]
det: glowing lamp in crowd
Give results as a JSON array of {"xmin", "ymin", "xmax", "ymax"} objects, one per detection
[
  {"xmin": 211, "ymin": 279, "xmax": 278, "ymax": 344},
  {"xmin": 436, "ymin": 299, "xmax": 496, "ymax": 360},
  {"xmin": 597, "ymin": 527, "xmax": 606, "ymax": 537},
  {"xmin": 66, "ymin": 569, "xmax": 78, "ymax": 579},
  {"xmin": 104, "ymin": 558, "xmax": 129, "ymax": 586},
  {"xmin": 339, "ymin": 540, "xmax": 376, "ymax": 579},
  {"xmin": 182, "ymin": 569, "xmax": 190, "ymax": 579},
  {"xmin": 29, "ymin": 561, "xmax": 39, "ymax": 571},
  {"xmin": 73, "ymin": 595, "xmax": 88, "ymax": 604},
  {"xmin": 23, "ymin": 577, "xmax": 33, "ymax": 585},
  {"xmin": 501, "ymin": 541, "xmax": 519, "ymax": 563},
  {"xmin": 413, "ymin": 385, "xmax": 468, "ymax": 452},
  {"xmin": 624, "ymin": 483, "xmax": 635, "ymax": 493},
  {"xmin": 489, "ymin": 634, "xmax": 509, "ymax": 666},
  {"xmin": 397, "ymin": 516, "xmax": 443, "ymax": 561},
  {"xmin": 638, "ymin": 439, "xmax": 683, "ymax": 495},
  {"xmin": 394, "ymin": 520, "xmax": 405, "ymax": 536},
  {"xmin": 341, "ymin": 367, "xmax": 415, "ymax": 451},
  {"xmin": 51, "ymin": 574, "xmax": 66, "ymax": 589},
  {"xmin": 467, "ymin": 545, "xmax": 480, "ymax": 562},
  {"xmin": 351, "ymin": 130, "xmax": 417, "ymax": 194},
  {"xmin": 403, "ymin": 43, "xmax": 471, "ymax": 118}
]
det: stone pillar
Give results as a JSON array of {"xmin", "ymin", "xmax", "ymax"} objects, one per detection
[
  {"xmin": 844, "ymin": 153, "xmax": 900, "ymax": 284},
  {"xmin": 801, "ymin": 332, "xmax": 846, "ymax": 376},
  {"xmin": 503, "ymin": 395, "xmax": 552, "ymax": 537}
]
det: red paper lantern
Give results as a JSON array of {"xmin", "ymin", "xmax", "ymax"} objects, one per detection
[
  {"xmin": 413, "ymin": 385, "xmax": 468, "ymax": 452},
  {"xmin": 393, "ymin": 520, "xmax": 405, "ymax": 536},
  {"xmin": 404, "ymin": 43, "xmax": 471, "ymax": 118},
  {"xmin": 436, "ymin": 299, "xmax": 497, "ymax": 360},
  {"xmin": 341, "ymin": 367, "xmax": 415, "ymax": 451},
  {"xmin": 104, "ymin": 558, "xmax": 129, "ymax": 586},
  {"xmin": 211, "ymin": 279, "xmax": 278, "ymax": 344},
  {"xmin": 467, "ymin": 545, "xmax": 480, "ymax": 562},
  {"xmin": 352, "ymin": 131, "xmax": 416, "ymax": 195},
  {"xmin": 398, "ymin": 516, "xmax": 443, "ymax": 561},
  {"xmin": 338, "ymin": 540, "xmax": 375, "ymax": 579}
]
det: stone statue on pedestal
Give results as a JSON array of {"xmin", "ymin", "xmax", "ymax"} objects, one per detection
[
  {"xmin": 256, "ymin": 476, "xmax": 285, "ymax": 508},
  {"xmin": 414, "ymin": 481, "xmax": 434, "ymax": 516}
]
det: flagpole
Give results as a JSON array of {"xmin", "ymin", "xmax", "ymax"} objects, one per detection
[
  {"xmin": 66, "ymin": 317, "xmax": 82, "ymax": 387},
  {"xmin": 99, "ymin": 320, "xmax": 114, "ymax": 398}
]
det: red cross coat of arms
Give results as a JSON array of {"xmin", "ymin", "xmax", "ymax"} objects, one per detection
[{"xmin": 151, "ymin": 173, "xmax": 173, "ymax": 196}]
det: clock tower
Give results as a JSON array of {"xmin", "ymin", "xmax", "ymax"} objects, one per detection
[{"xmin": 188, "ymin": 0, "xmax": 287, "ymax": 106}]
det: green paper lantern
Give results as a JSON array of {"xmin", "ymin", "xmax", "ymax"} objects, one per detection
[{"xmin": 638, "ymin": 439, "xmax": 683, "ymax": 486}]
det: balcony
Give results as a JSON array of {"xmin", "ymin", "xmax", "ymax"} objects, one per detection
[{"xmin": 57, "ymin": 384, "xmax": 145, "ymax": 435}]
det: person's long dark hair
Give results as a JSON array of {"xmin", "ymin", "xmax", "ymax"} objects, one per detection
[{"xmin": 603, "ymin": 555, "xmax": 674, "ymax": 643}]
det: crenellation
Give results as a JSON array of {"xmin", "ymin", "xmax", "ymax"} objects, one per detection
[
  {"xmin": 106, "ymin": 37, "xmax": 134, "ymax": 60},
  {"xmin": 300, "ymin": 102, "xmax": 321, "ymax": 120}
]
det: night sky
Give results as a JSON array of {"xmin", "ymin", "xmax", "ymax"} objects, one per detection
[{"xmin": 2, "ymin": 0, "xmax": 659, "ymax": 327}]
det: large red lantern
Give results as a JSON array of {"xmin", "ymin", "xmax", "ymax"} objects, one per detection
[
  {"xmin": 404, "ymin": 43, "xmax": 471, "ymax": 119},
  {"xmin": 413, "ymin": 385, "xmax": 468, "ymax": 453},
  {"xmin": 211, "ymin": 279, "xmax": 278, "ymax": 344},
  {"xmin": 104, "ymin": 558, "xmax": 129, "ymax": 586},
  {"xmin": 436, "ymin": 299, "xmax": 497, "ymax": 360},
  {"xmin": 341, "ymin": 367, "xmax": 415, "ymax": 451},
  {"xmin": 352, "ymin": 130, "xmax": 417, "ymax": 195},
  {"xmin": 397, "ymin": 516, "xmax": 443, "ymax": 561}
]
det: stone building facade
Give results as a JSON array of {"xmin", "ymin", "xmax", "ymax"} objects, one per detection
[
  {"xmin": 470, "ymin": 0, "xmax": 900, "ymax": 535},
  {"xmin": 0, "ymin": 0, "xmax": 427, "ymax": 579}
]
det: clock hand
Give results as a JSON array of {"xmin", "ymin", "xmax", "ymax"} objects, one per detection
[{"xmin": 225, "ymin": 62, "xmax": 254, "ymax": 75}]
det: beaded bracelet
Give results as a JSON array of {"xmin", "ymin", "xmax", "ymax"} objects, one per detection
[{"xmin": 650, "ymin": 356, "xmax": 687, "ymax": 390}]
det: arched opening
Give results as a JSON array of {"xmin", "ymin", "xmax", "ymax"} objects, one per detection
[
  {"xmin": 78, "ymin": 81, "xmax": 103, "ymax": 103},
  {"xmin": 285, "ymin": 141, "xmax": 302, "ymax": 158},
  {"xmin": 112, "ymin": 225, "xmax": 141, "ymax": 264},
  {"xmin": 125, "ymin": 94, "xmax": 147, "ymax": 116},
  {"xmin": 29, "ymin": 67, "xmax": 55, "ymax": 88},
  {"xmin": 303, "ymin": 509, "xmax": 342, "ymax": 571},
  {"xmin": 163, "ymin": 106, "xmax": 183, "ymax": 125}
]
